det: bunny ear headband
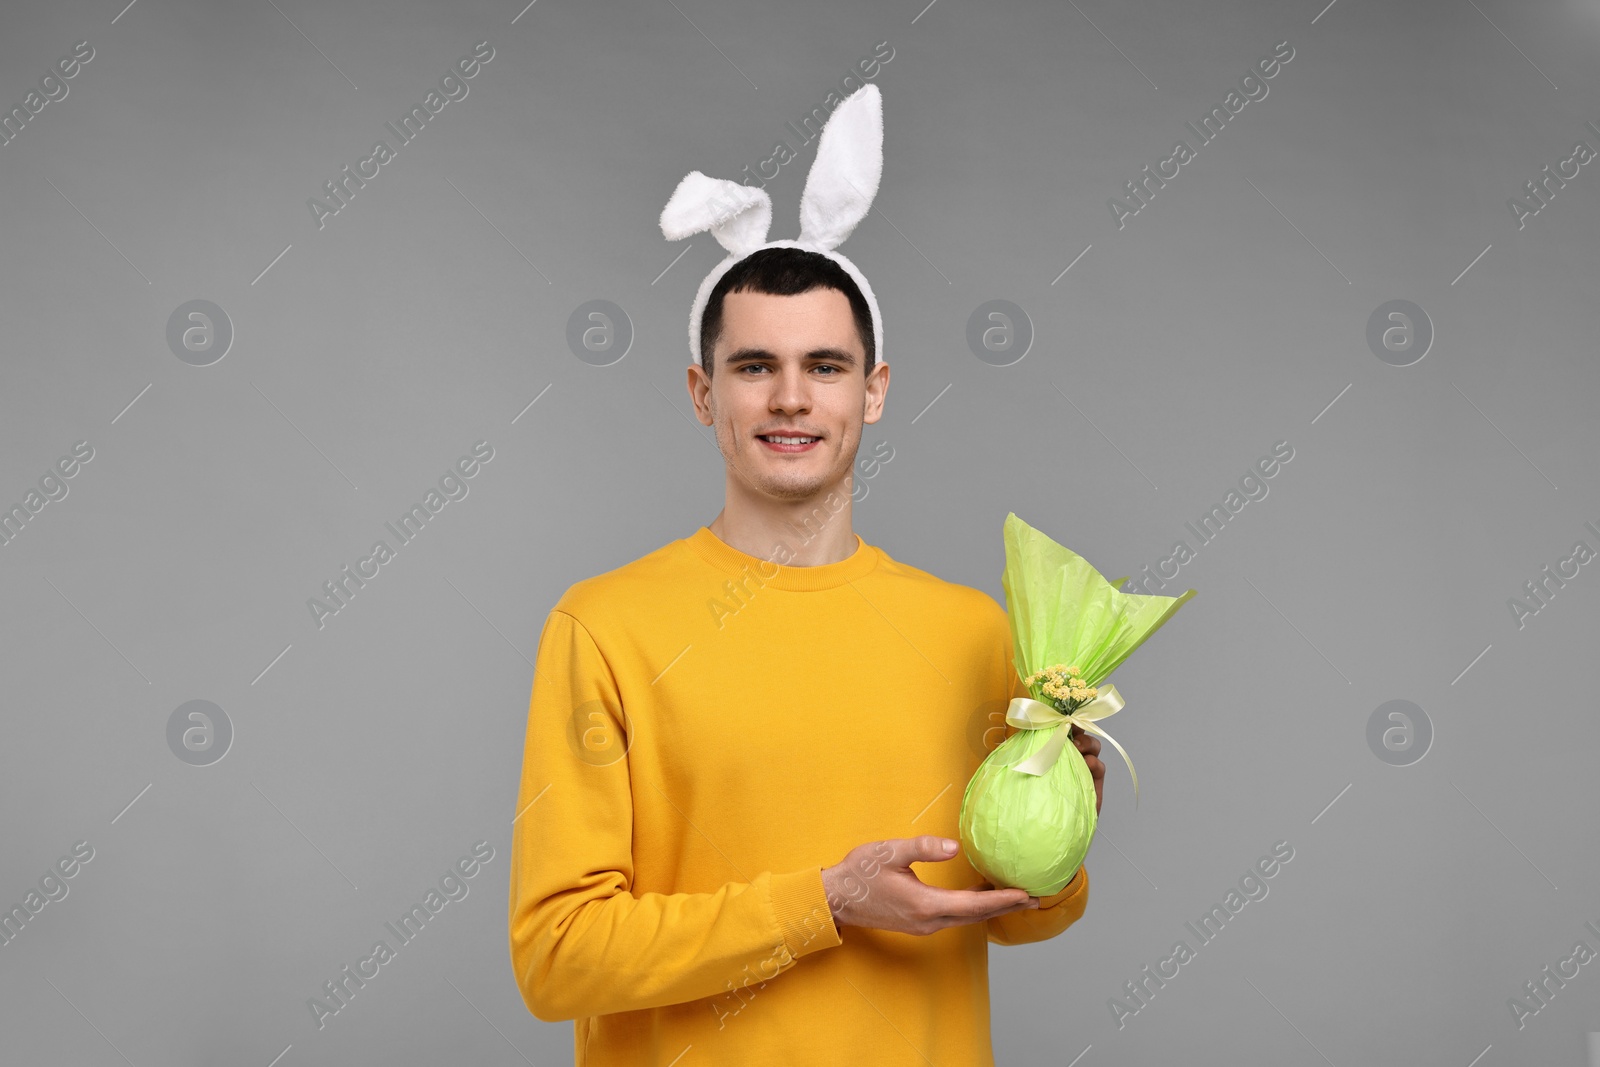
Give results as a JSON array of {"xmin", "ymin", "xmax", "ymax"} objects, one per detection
[{"xmin": 659, "ymin": 83, "xmax": 885, "ymax": 370}]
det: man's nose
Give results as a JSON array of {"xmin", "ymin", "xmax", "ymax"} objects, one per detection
[{"xmin": 768, "ymin": 369, "xmax": 812, "ymax": 411}]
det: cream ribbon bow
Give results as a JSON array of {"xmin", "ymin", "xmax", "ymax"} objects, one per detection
[{"xmin": 1004, "ymin": 686, "xmax": 1139, "ymax": 807}]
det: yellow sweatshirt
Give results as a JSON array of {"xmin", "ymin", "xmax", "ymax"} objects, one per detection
[{"xmin": 509, "ymin": 524, "xmax": 1089, "ymax": 1065}]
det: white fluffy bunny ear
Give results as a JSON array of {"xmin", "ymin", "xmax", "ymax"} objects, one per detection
[
  {"xmin": 797, "ymin": 83, "xmax": 883, "ymax": 250},
  {"xmin": 659, "ymin": 171, "xmax": 772, "ymax": 256}
]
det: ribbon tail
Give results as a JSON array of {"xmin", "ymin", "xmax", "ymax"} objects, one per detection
[
  {"xmin": 1011, "ymin": 723, "xmax": 1072, "ymax": 777},
  {"xmin": 1071, "ymin": 719, "xmax": 1138, "ymax": 809}
]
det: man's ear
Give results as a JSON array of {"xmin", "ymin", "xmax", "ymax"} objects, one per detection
[
  {"xmin": 863, "ymin": 360, "xmax": 889, "ymax": 424},
  {"xmin": 687, "ymin": 363, "xmax": 715, "ymax": 427}
]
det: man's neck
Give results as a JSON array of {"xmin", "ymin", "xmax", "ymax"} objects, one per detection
[{"xmin": 707, "ymin": 501, "xmax": 859, "ymax": 567}]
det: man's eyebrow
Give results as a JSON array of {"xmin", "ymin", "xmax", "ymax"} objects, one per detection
[{"xmin": 723, "ymin": 347, "xmax": 858, "ymax": 367}]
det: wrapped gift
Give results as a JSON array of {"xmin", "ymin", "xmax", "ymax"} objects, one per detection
[{"xmin": 958, "ymin": 512, "xmax": 1195, "ymax": 895}]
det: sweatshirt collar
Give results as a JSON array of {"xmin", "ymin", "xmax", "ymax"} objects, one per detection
[{"xmin": 687, "ymin": 525, "xmax": 880, "ymax": 591}]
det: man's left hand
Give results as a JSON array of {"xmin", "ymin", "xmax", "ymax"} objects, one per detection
[{"xmin": 1070, "ymin": 727, "xmax": 1104, "ymax": 814}]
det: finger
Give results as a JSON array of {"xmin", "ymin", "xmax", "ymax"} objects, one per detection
[
  {"xmin": 930, "ymin": 887, "xmax": 1032, "ymax": 918},
  {"xmin": 987, "ymin": 897, "xmax": 1039, "ymax": 919}
]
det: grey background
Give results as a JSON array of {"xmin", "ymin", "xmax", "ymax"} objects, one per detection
[{"xmin": 2, "ymin": 0, "xmax": 1597, "ymax": 1063}]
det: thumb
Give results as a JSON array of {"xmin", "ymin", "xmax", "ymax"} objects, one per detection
[{"xmin": 897, "ymin": 835, "xmax": 962, "ymax": 865}]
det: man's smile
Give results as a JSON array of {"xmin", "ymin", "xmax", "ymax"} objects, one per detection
[{"xmin": 756, "ymin": 433, "xmax": 823, "ymax": 453}]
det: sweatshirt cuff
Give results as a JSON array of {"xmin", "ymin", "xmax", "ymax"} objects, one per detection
[
  {"xmin": 770, "ymin": 866, "xmax": 843, "ymax": 960},
  {"xmin": 1038, "ymin": 865, "xmax": 1088, "ymax": 909}
]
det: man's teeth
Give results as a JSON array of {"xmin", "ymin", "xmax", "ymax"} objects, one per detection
[{"xmin": 764, "ymin": 435, "xmax": 817, "ymax": 444}]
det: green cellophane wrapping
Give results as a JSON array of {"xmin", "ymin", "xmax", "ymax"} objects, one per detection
[
  {"xmin": 958, "ymin": 512, "xmax": 1196, "ymax": 895},
  {"xmin": 959, "ymin": 723, "xmax": 1097, "ymax": 895}
]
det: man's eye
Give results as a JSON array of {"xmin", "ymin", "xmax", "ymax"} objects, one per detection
[{"xmin": 739, "ymin": 364, "xmax": 843, "ymax": 375}]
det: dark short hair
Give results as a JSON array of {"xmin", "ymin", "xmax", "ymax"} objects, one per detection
[{"xmin": 699, "ymin": 246, "xmax": 875, "ymax": 377}]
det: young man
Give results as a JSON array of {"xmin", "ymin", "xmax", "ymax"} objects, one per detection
[{"xmin": 507, "ymin": 246, "xmax": 1106, "ymax": 1065}]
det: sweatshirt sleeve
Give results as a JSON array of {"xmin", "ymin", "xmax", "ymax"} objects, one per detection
[
  {"xmin": 985, "ymin": 648, "xmax": 1091, "ymax": 946},
  {"xmin": 986, "ymin": 864, "xmax": 1089, "ymax": 946},
  {"xmin": 508, "ymin": 608, "xmax": 842, "ymax": 1023}
]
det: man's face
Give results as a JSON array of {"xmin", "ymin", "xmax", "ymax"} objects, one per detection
[{"xmin": 688, "ymin": 286, "xmax": 889, "ymax": 507}]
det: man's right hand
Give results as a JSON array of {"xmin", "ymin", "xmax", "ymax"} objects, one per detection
[{"xmin": 821, "ymin": 836, "xmax": 1039, "ymax": 936}]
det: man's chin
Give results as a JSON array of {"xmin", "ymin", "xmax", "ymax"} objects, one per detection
[
  {"xmin": 763, "ymin": 483, "xmax": 834, "ymax": 503},
  {"xmin": 744, "ymin": 471, "xmax": 844, "ymax": 504}
]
